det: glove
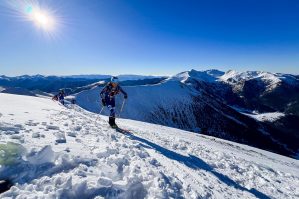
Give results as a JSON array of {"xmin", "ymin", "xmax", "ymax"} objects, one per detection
[
  {"xmin": 124, "ymin": 95, "xmax": 128, "ymax": 99},
  {"xmin": 101, "ymin": 98, "xmax": 106, "ymax": 106}
]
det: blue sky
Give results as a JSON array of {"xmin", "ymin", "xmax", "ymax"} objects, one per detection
[{"xmin": 0, "ymin": 0, "xmax": 298, "ymax": 76}]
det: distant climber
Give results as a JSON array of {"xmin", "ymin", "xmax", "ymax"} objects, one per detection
[
  {"xmin": 52, "ymin": 95, "xmax": 58, "ymax": 101},
  {"xmin": 58, "ymin": 90, "xmax": 66, "ymax": 105},
  {"xmin": 52, "ymin": 90, "xmax": 66, "ymax": 105},
  {"xmin": 100, "ymin": 76, "xmax": 128, "ymax": 128},
  {"xmin": 71, "ymin": 98, "xmax": 76, "ymax": 105}
]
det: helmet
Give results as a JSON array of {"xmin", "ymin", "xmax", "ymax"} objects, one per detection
[{"xmin": 110, "ymin": 76, "xmax": 119, "ymax": 84}]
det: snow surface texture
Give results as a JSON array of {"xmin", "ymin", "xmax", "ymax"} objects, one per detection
[{"xmin": 0, "ymin": 93, "xmax": 299, "ymax": 198}]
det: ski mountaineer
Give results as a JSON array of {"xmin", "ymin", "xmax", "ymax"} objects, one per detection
[
  {"xmin": 58, "ymin": 90, "xmax": 66, "ymax": 105},
  {"xmin": 100, "ymin": 76, "xmax": 128, "ymax": 128}
]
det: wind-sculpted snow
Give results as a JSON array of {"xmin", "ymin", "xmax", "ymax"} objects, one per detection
[{"xmin": 0, "ymin": 93, "xmax": 299, "ymax": 198}]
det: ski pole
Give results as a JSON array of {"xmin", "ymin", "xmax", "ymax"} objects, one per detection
[
  {"xmin": 99, "ymin": 106, "xmax": 104, "ymax": 114},
  {"xmin": 95, "ymin": 105, "xmax": 105, "ymax": 124},
  {"xmin": 118, "ymin": 99, "xmax": 126, "ymax": 117}
]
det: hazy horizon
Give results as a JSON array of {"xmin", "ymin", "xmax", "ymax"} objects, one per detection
[{"xmin": 1, "ymin": 67, "xmax": 298, "ymax": 78}]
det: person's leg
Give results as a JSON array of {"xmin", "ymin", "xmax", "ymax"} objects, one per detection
[
  {"xmin": 59, "ymin": 99, "xmax": 64, "ymax": 105},
  {"xmin": 106, "ymin": 97, "xmax": 116, "ymax": 126}
]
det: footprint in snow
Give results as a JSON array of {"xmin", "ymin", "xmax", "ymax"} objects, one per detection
[
  {"xmin": 46, "ymin": 125, "xmax": 60, "ymax": 130},
  {"xmin": 32, "ymin": 132, "xmax": 41, "ymax": 138},
  {"xmin": 71, "ymin": 126, "xmax": 82, "ymax": 131},
  {"xmin": 75, "ymin": 138, "xmax": 82, "ymax": 143},
  {"xmin": 67, "ymin": 132, "xmax": 77, "ymax": 137},
  {"xmin": 0, "ymin": 123, "xmax": 23, "ymax": 134},
  {"xmin": 55, "ymin": 132, "xmax": 66, "ymax": 144},
  {"xmin": 10, "ymin": 134, "xmax": 24, "ymax": 141},
  {"xmin": 25, "ymin": 121, "xmax": 40, "ymax": 126}
]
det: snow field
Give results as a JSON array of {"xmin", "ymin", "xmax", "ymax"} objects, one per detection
[{"xmin": 0, "ymin": 93, "xmax": 298, "ymax": 198}]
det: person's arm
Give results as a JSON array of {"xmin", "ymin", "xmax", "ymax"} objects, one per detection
[
  {"xmin": 100, "ymin": 84, "xmax": 108, "ymax": 98},
  {"xmin": 119, "ymin": 85, "xmax": 128, "ymax": 99}
]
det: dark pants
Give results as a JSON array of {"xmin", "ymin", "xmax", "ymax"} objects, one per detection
[
  {"xmin": 105, "ymin": 96, "xmax": 116, "ymax": 117},
  {"xmin": 59, "ymin": 97, "xmax": 64, "ymax": 105}
]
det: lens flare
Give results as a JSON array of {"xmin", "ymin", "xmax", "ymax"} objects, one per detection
[{"xmin": 3, "ymin": 0, "xmax": 64, "ymax": 40}]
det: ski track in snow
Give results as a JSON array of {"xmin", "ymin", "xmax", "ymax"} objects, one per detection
[{"xmin": 0, "ymin": 93, "xmax": 298, "ymax": 199}]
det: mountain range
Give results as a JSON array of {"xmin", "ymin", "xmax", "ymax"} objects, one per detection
[{"xmin": 1, "ymin": 70, "xmax": 298, "ymax": 158}]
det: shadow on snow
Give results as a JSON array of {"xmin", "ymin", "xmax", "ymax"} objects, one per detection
[{"xmin": 118, "ymin": 128, "xmax": 271, "ymax": 199}]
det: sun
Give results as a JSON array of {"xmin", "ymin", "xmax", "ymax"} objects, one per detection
[
  {"xmin": 31, "ymin": 9, "xmax": 55, "ymax": 31},
  {"xmin": 4, "ymin": 0, "xmax": 62, "ymax": 39}
]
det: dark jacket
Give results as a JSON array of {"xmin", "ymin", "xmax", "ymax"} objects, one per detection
[{"xmin": 100, "ymin": 83, "xmax": 127, "ymax": 99}]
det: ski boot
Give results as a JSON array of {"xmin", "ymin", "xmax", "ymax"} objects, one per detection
[{"xmin": 109, "ymin": 117, "xmax": 118, "ymax": 129}]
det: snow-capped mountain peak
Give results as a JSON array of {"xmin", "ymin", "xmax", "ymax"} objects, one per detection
[
  {"xmin": 170, "ymin": 69, "xmax": 225, "ymax": 83},
  {"xmin": 188, "ymin": 69, "xmax": 224, "ymax": 82},
  {"xmin": 220, "ymin": 70, "xmax": 277, "ymax": 82},
  {"xmin": 219, "ymin": 70, "xmax": 284, "ymax": 91},
  {"xmin": 220, "ymin": 70, "xmax": 299, "ymax": 94},
  {"xmin": 169, "ymin": 71, "xmax": 191, "ymax": 83}
]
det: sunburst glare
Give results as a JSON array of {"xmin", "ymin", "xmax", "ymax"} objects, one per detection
[{"xmin": 4, "ymin": 0, "xmax": 64, "ymax": 40}]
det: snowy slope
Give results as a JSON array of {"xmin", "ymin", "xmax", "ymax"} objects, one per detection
[
  {"xmin": 242, "ymin": 112, "xmax": 285, "ymax": 122},
  {"xmin": 76, "ymin": 79, "xmax": 196, "ymax": 129},
  {"xmin": 0, "ymin": 93, "xmax": 298, "ymax": 198},
  {"xmin": 220, "ymin": 70, "xmax": 280, "ymax": 84},
  {"xmin": 219, "ymin": 70, "xmax": 298, "ymax": 92}
]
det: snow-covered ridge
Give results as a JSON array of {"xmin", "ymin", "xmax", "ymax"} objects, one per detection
[
  {"xmin": 117, "ymin": 75, "xmax": 165, "ymax": 81},
  {"xmin": 167, "ymin": 69, "xmax": 298, "ymax": 89},
  {"xmin": 0, "ymin": 93, "xmax": 298, "ymax": 198},
  {"xmin": 217, "ymin": 70, "xmax": 299, "ymax": 94},
  {"xmin": 219, "ymin": 70, "xmax": 298, "ymax": 87},
  {"xmin": 169, "ymin": 69, "xmax": 224, "ymax": 83}
]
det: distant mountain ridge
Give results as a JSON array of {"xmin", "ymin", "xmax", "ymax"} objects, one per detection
[
  {"xmin": 0, "ymin": 74, "xmax": 165, "ymax": 94},
  {"xmin": 75, "ymin": 69, "xmax": 299, "ymax": 158},
  {"xmin": 0, "ymin": 74, "xmax": 165, "ymax": 81}
]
